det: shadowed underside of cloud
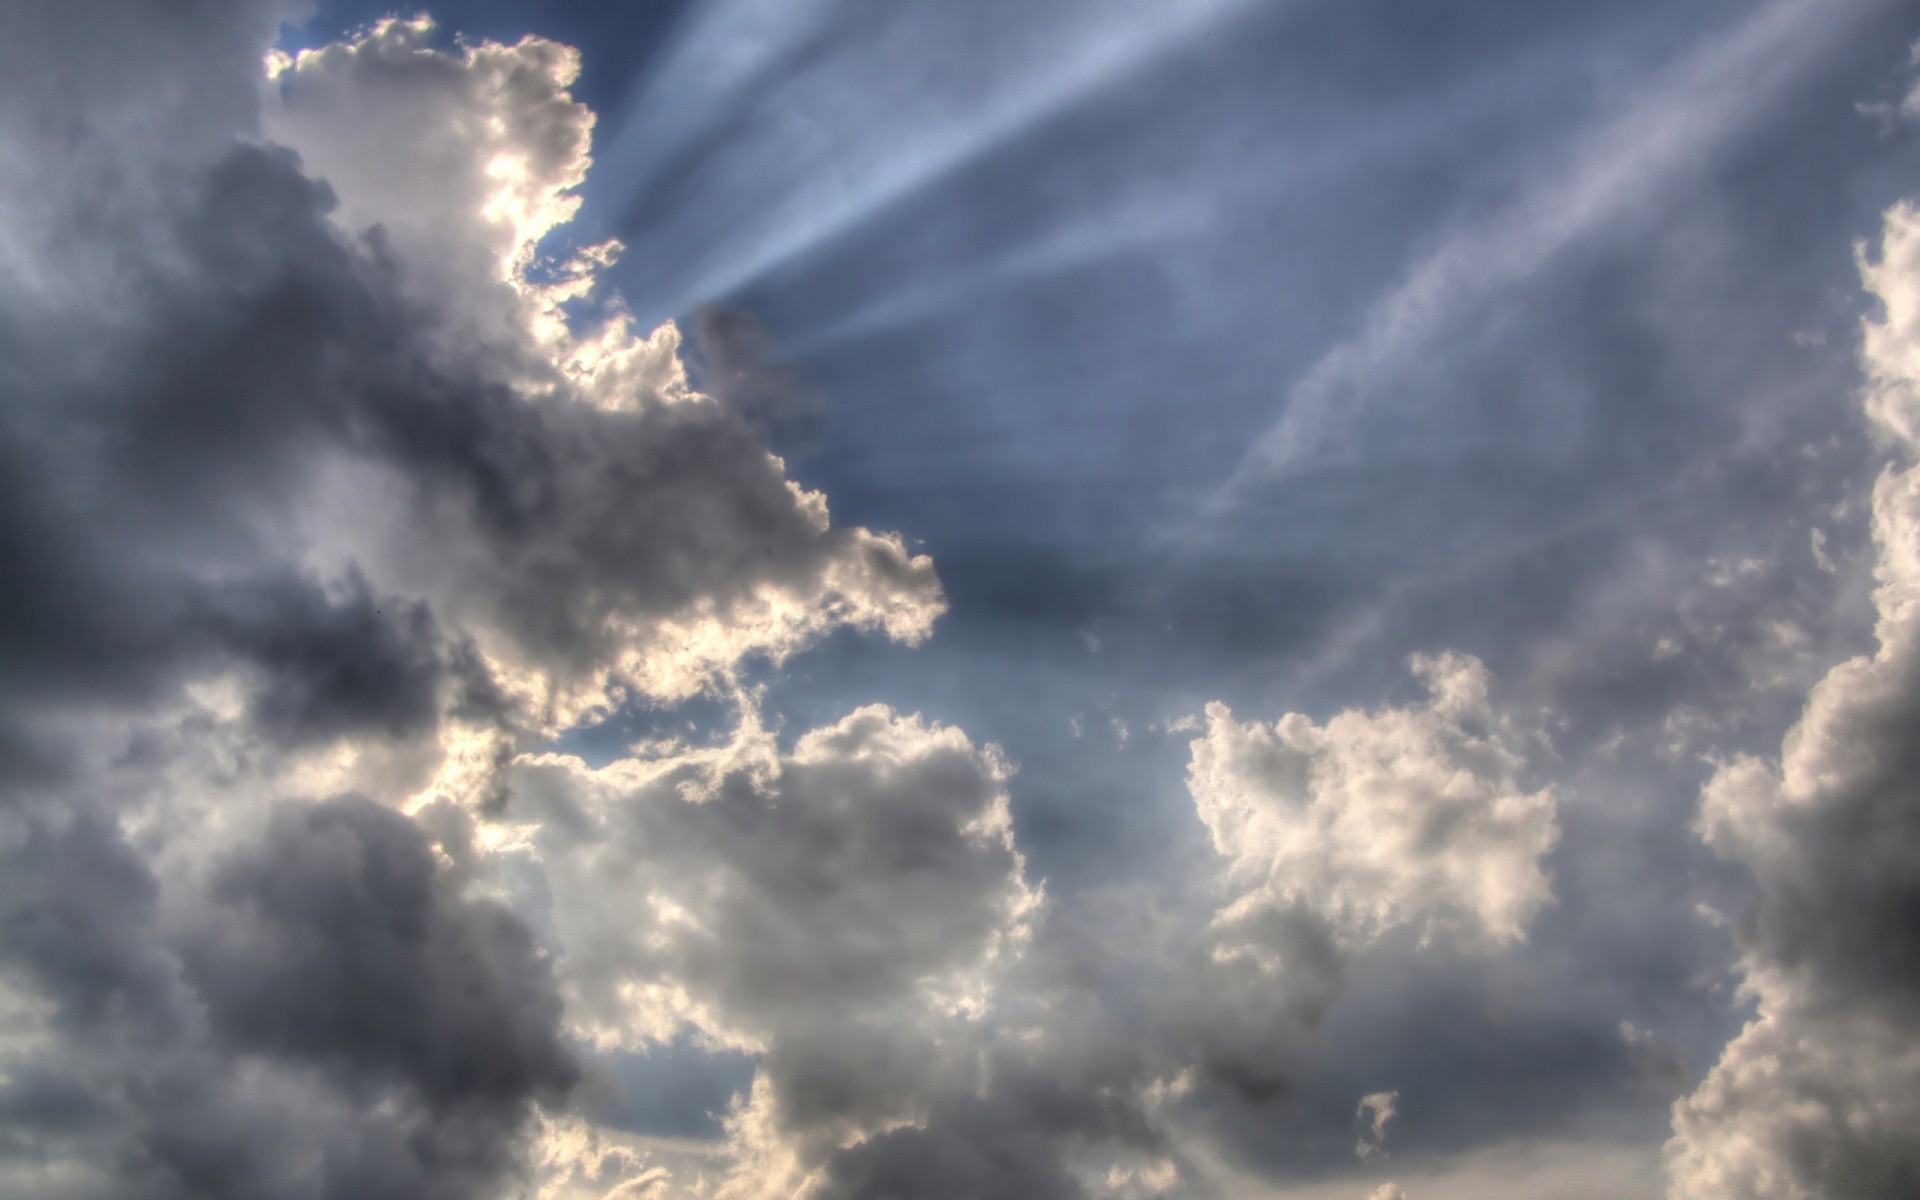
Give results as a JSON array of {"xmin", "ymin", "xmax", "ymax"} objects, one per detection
[
  {"xmin": 1176, "ymin": 654, "xmax": 1557, "ymax": 1114},
  {"xmin": 0, "ymin": 4, "xmax": 943, "ymax": 1198},
  {"xmin": 1664, "ymin": 200, "xmax": 1920, "ymax": 1199},
  {"xmin": 0, "ymin": 796, "xmax": 580, "ymax": 1200}
]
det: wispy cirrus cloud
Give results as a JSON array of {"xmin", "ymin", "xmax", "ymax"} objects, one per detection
[{"xmin": 1211, "ymin": 0, "xmax": 1892, "ymax": 505}]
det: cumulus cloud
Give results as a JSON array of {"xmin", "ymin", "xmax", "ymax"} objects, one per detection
[
  {"xmin": 831, "ymin": 1082, "xmax": 1190, "ymax": 1200},
  {"xmin": 1664, "ymin": 200, "xmax": 1920, "ymax": 1196},
  {"xmin": 0, "ymin": 5, "xmax": 942, "ymax": 763},
  {"xmin": 504, "ymin": 703, "xmax": 1040, "ymax": 1192},
  {"xmin": 0, "ymin": 795, "xmax": 577, "ymax": 1200},
  {"xmin": 1190, "ymin": 653, "xmax": 1558, "ymax": 950},
  {"xmin": 256, "ymin": 15, "xmax": 943, "ymax": 724},
  {"xmin": 1169, "ymin": 654, "xmax": 1556, "ymax": 1122},
  {"xmin": 0, "ymin": 3, "xmax": 949, "ymax": 1196}
]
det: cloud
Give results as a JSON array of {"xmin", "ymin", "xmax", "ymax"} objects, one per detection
[
  {"xmin": 505, "ymin": 704, "xmax": 1041, "ymax": 1192},
  {"xmin": 257, "ymin": 15, "xmax": 943, "ymax": 721},
  {"xmin": 0, "ymin": 4, "xmax": 950, "ymax": 1195},
  {"xmin": 809, "ymin": 1067, "xmax": 1137, "ymax": 1200},
  {"xmin": 1189, "ymin": 653, "xmax": 1558, "ymax": 950},
  {"xmin": 0, "ymin": 796, "xmax": 576, "ymax": 1200},
  {"xmin": 1161, "ymin": 654, "xmax": 1558, "ymax": 1147},
  {"xmin": 1, "ymin": 6, "xmax": 944, "ymax": 756},
  {"xmin": 177, "ymin": 796, "xmax": 579, "ymax": 1108},
  {"xmin": 1357, "ymin": 1091, "xmax": 1399, "ymax": 1160},
  {"xmin": 1664, "ymin": 201, "xmax": 1920, "ymax": 1195}
]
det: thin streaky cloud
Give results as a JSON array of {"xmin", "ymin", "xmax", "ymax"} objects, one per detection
[{"xmin": 1207, "ymin": 0, "xmax": 1890, "ymax": 511}]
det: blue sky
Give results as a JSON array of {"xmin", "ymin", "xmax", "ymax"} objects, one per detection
[{"xmin": 6, "ymin": 2, "xmax": 1920, "ymax": 1197}]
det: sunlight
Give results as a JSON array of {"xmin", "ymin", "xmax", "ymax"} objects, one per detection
[{"xmin": 598, "ymin": 0, "xmax": 1264, "ymax": 319}]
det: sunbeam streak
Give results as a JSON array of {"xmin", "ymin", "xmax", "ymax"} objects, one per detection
[
  {"xmin": 590, "ymin": 0, "xmax": 844, "ymax": 214},
  {"xmin": 778, "ymin": 75, "xmax": 1517, "ymax": 358},
  {"xmin": 603, "ymin": 0, "xmax": 1267, "ymax": 322},
  {"xmin": 781, "ymin": 194, "xmax": 1198, "ymax": 357}
]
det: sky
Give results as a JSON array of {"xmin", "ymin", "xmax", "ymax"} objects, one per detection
[{"xmin": 3, "ymin": 1, "xmax": 1920, "ymax": 1197}]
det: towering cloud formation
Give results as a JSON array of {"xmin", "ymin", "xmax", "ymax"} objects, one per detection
[
  {"xmin": 1665, "ymin": 203, "xmax": 1920, "ymax": 1196},
  {"xmin": 0, "ymin": 5, "xmax": 945, "ymax": 1197},
  {"xmin": 254, "ymin": 15, "xmax": 943, "ymax": 725}
]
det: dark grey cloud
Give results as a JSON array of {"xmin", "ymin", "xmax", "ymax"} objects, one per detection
[
  {"xmin": 691, "ymin": 304, "xmax": 824, "ymax": 449},
  {"xmin": 504, "ymin": 703, "xmax": 1043, "ymax": 1189},
  {"xmin": 0, "ymin": 5, "xmax": 948, "ymax": 1197},
  {"xmin": 1667, "ymin": 201, "xmax": 1920, "ymax": 1197},
  {"xmin": 0, "ymin": 796, "xmax": 575, "ymax": 1200},
  {"xmin": 181, "ymin": 795, "xmax": 578, "ymax": 1108},
  {"xmin": 202, "ymin": 574, "xmax": 447, "ymax": 748},
  {"xmin": 815, "ymin": 1055, "xmax": 1161, "ymax": 1200}
]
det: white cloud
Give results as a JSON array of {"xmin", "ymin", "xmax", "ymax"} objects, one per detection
[
  {"xmin": 1665, "ymin": 201, "xmax": 1920, "ymax": 1196},
  {"xmin": 0, "ymin": 6, "xmax": 954, "ymax": 1196},
  {"xmin": 264, "ymin": 17, "xmax": 594, "ymax": 332},
  {"xmin": 500, "ymin": 703, "xmax": 1040, "ymax": 1192},
  {"xmin": 258, "ymin": 18, "xmax": 945, "ymax": 731},
  {"xmin": 1357, "ymin": 1090, "xmax": 1400, "ymax": 1159},
  {"xmin": 1164, "ymin": 656, "xmax": 1558, "ymax": 1123},
  {"xmin": 1189, "ymin": 653, "xmax": 1558, "ymax": 950}
]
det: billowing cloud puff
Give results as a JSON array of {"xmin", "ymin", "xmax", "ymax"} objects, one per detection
[
  {"xmin": 1665, "ymin": 202, "xmax": 1920, "ymax": 1197},
  {"xmin": 0, "ymin": 3, "xmax": 948, "ymax": 1196},
  {"xmin": 255, "ymin": 15, "xmax": 943, "ymax": 725},
  {"xmin": 1169, "ymin": 654, "xmax": 1556, "ymax": 1114},
  {"xmin": 1356, "ymin": 1090, "xmax": 1399, "ymax": 1159},
  {"xmin": 1668, "ymin": 999, "xmax": 1920, "ymax": 1198},
  {"xmin": 1189, "ymin": 653, "xmax": 1558, "ymax": 950},
  {"xmin": 0, "ymin": 795, "xmax": 577, "ymax": 1200},
  {"xmin": 263, "ymin": 17, "xmax": 596, "ymax": 316},
  {"xmin": 504, "ymin": 705, "xmax": 1040, "ymax": 1192},
  {"xmin": 0, "ymin": 5, "xmax": 943, "ymax": 772}
]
